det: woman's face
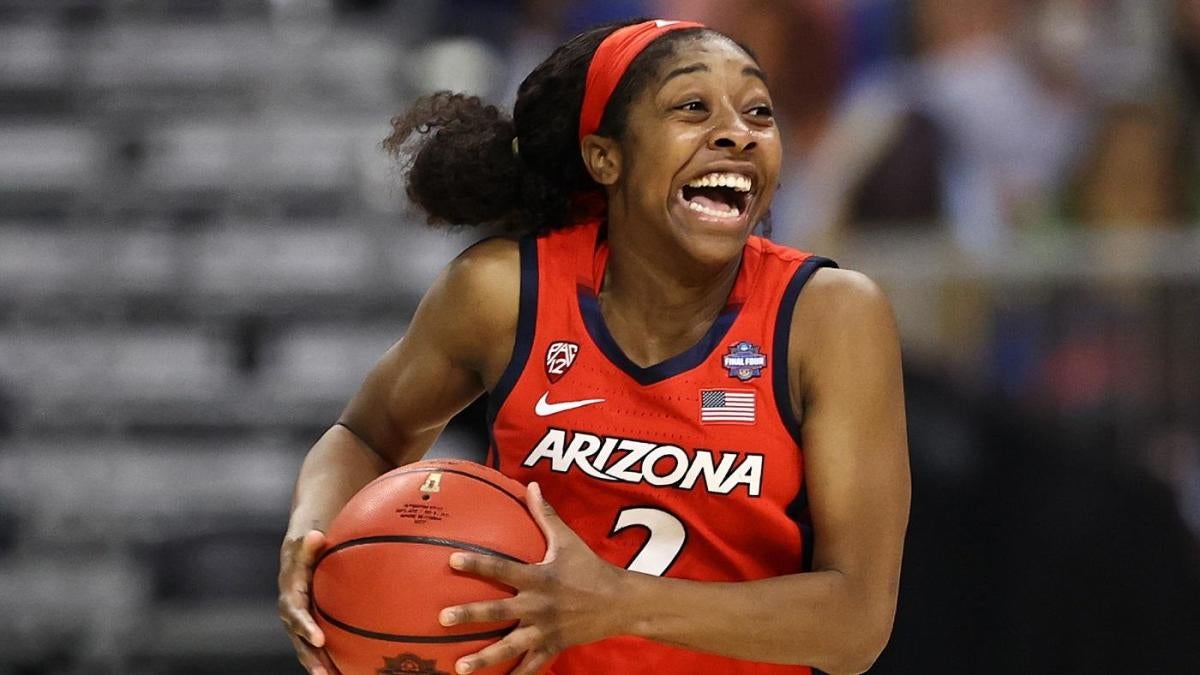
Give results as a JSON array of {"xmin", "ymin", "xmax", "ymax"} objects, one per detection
[{"xmin": 611, "ymin": 35, "xmax": 781, "ymax": 265}]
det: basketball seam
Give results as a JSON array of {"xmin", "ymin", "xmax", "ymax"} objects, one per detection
[
  {"xmin": 312, "ymin": 535, "xmax": 535, "ymax": 644},
  {"xmin": 315, "ymin": 535, "xmax": 528, "ymax": 566},
  {"xmin": 313, "ymin": 601, "xmax": 514, "ymax": 644}
]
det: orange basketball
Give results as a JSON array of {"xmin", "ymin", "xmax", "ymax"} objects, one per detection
[{"xmin": 311, "ymin": 459, "xmax": 547, "ymax": 675}]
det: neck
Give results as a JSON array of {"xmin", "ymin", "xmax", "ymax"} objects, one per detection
[{"xmin": 598, "ymin": 213, "xmax": 742, "ymax": 368}]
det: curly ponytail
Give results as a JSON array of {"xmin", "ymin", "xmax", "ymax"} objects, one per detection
[
  {"xmin": 383, "ymin": 92, "xmax": 520, "ymax": 227},
  {"xmin": 385, "ymin": 20, "xmax": 717, "ymax": 233}
]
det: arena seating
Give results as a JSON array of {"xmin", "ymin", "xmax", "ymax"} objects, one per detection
[{"xmin": 0, "ymin": 4, "xmax": 478, "ymax": 672}]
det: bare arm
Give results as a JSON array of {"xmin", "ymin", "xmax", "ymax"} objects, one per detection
[
  {"xmin": 286, "ymin": 236, "xmax": 519, "ymax": 537},
  {"xmin": 279, "ymin": 237, "xmax": 520, "ymax": 673},
  {"xmin": 619, "ymin": 269, "xmax": 911, "ymax": 673},
  {"xmin": 440, "ymin": 268, "xmax": 910, "ymax": 675}
]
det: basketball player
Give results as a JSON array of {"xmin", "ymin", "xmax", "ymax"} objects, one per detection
[{"xmin": 279, "ymin": 19, "xmax": 909, "ymax": 675}]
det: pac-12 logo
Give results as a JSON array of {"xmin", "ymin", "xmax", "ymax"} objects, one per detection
[{"xmin": 545, "ymin": 341, "xmax": 579, "ymax": 383}]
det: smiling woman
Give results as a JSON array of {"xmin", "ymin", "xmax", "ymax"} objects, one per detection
[{"xmin": 279, "ymin": 17, "xmax": 910, "ymax": 675}]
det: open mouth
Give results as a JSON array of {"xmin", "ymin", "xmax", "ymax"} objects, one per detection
[{"xmin": 679, "ymin": 172, "xmax": 752, "ymax": 220}]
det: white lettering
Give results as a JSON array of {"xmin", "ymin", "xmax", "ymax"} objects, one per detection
[
  {"xmin": 564, "ymin": 431, "xmax": 618, "ymax": 481},
  {"xmin": 679, "ymin": 450, "xmax": 738, "ymax": 493},
  {"xmin": 522, "ymin": 429, "xmax": 762, "ymax": 496},
  {"xmin": 523, "ymin": 428, "xmax": 568, "ymax": 471},
  {"xmin": 643, "ymin": 445, "xmax": 689, "ymax": 486},
  {"xmin": 607, "ymin": 439, "xmax": 655, "ymax": 482},
  {"xmin": 592, "ymin": 436, "xmax": 620, "ymax": 473},
  {"xmin": 719, "ymin": 454, "xmax": 763, "ymax": 497}
]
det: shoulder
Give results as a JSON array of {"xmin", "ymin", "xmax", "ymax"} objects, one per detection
[
  {"xmin": 787, "ymin": 267, "xmax": 900, "ymax": 383},
  {"xmin": 434, "ymin": 236, "xmax": 522, "ymax": 320},
  {"xmin": 750, "ymin": 236, "xmax": 891, "ymax": 327},
  {"xmin": 795, "ymin": 267, "xmax": 893, "ymax": 326},
  {"xmin": 417, "ymin": 236, "xmax": 522, "ymax": 375},
  {"xmin": 780, "ymin": 266, "xmax": 902, "ymax": 419},
  {"xmin": 443, "ymin": 236, "xmax": 521, "ymax": 292}
]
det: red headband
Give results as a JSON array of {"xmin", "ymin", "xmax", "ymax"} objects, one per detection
[{"xmin": 578, "ymin": 19, "xmax": 705, "ymax": 141}]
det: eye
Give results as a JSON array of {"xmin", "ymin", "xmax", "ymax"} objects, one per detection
[
  {"xmin": 677, "ymin": 100, "xmax": 707, "ymax": 113},
  {"xmin": 748, "ymin": 104, "xmax": 773, "ymax": 118}
]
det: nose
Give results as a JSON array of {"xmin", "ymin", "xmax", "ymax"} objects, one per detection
[{"xmin": 708, "ymin": 105, "xmax": 756, "ymax": 153}]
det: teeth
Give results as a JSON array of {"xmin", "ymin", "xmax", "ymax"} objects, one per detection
[
  {"xmin": 686, "ymin": 172, "xmax": 752, "ymax": 192},
  {"xmin": 687, "ymin": 200, "xmax": 741, "ymax": 219}
]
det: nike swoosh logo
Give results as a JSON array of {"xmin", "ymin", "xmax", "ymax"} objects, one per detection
[{"xmin": 534, "ymin": 392, "xmax": 605, "ymax": 417}]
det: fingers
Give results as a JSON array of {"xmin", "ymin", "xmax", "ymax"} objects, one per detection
[
  {"xmin": 449, "ymin": 551, "xmax": 536, "ymax": 588},
  {"xmin": 294, "ymin": 530, "xmax": 327, "ymax": 577},
  {"xmin": 279, "ymin": 529, "xmax": 329, "ymax": 648},
  {"xmin": 526, "ymin": 482, "xmax": 561, "ymax": 531},
  {"xmin": 280, "ymin": 530, "xmax": 326, "ymax": 583},
  {"xmin": 289, "ymin": 633, "xmax": 340, "ymax": 675},
  {"xmin": 279, "ymin": 592, "xmax": 326, "ymax": 648},
  {"xmin": 526, "ymin": 481, "xmax": 577, "ymax": 560},
  {"xmin": 511, "ymin": 649, "xmax": 554, "ymax": 675},
  {"xmin": 314, "ymin": 645, "xmax": 341, "ymax": 675},
  {"xmin": 455, "ymin": 626, "xmax": 541, "ymax": 674},
  {"xmin": 439, "ymin": 598, "xmax": 521, "ymax": 627}
]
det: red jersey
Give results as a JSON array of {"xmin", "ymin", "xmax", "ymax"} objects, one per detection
[{"xmin": 487, "ymin": 219, "xmax": 835, "ymax": 674}]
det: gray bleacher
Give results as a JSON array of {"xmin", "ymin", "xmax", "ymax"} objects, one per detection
[{"xmin": 0, "ymin": 1, "xmax": 487, "ymax": 672}]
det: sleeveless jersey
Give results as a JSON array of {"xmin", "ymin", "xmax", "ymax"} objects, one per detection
[{"xmin": 487, "ymin": 219, "xmax": 836, "ymax": 674}]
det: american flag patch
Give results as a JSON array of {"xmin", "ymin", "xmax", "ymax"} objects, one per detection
[{"xmin": 700, "ymin": 389, "xmax": 756, "ymax": 424}]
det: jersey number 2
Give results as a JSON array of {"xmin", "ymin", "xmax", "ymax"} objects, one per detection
[{"xmin": 608, "ymin": 507, "xmax": 687, "ymax": 576}]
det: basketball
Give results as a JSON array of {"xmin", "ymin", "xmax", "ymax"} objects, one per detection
[{"xmin": 311, "ymin": 459, "xmax": 547, "ymax": 675}]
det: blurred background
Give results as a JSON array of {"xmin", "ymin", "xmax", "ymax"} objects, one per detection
[{"xmin": 1, "ymin": 0, "xmax": 1198, "ymax": 673}]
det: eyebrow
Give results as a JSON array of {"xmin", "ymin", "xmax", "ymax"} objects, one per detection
[
  {"xmin": 743, "ymin": 66, "xmax": 768, "ymax": 85},
  {"xmin": 660, "ymin": 63, "xmax": 771, "ymax": 86},
  {"xmin": 662, "ymin": 62, "xmax": 709, "ymax": 84}
]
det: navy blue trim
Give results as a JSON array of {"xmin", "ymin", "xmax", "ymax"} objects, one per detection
[
  {"xmin": 485, "ymin": 235, "xmax": 539, "ymax": 470},
  {"xmin": 578, "ymin": 286, "xmax": 741, "ymax": 386},
  {"xmin": 774, "ymin": 256, "xmax": 836, "ymax": 578},
  {"xmin": 799, "ymin": 516, "xmax": 815, "ymax": 572},
  {"xmin": 770, "ymin": 256, "xmax": 837, "ymax": 445},
  {"xmin": 785, "ymin": 483, "xmax": 816, "ymax": 572}
]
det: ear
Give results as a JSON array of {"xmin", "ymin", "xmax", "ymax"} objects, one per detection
[{"xmin": 580, "ymin": 134, "xmax": 622, "ymax": 186}]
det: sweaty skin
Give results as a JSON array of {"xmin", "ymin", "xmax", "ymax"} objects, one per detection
[{"xmin": 279, "ymin": 34, "xmax": 909, "ymax": 675}]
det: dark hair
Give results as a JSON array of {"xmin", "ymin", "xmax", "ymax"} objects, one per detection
[{"xmin": 384, "ymin": 20, "xmax": 746, "ymax": 233}]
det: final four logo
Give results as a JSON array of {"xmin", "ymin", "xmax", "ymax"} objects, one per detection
[
  {"xmin": 545, "ymin": 341, "xmax": 579, "ymax": 383},
  {"xmin": 723, "ymin": 341, "xmax": 766, "ymax": 381}
]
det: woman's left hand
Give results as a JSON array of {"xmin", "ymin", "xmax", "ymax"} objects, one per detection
[{"xmin": 438, "ymin": 481, "xmax": 628, "ymax": 674}]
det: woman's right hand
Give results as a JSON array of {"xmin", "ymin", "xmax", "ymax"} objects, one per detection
[{"xmin": 279, "ymin": 529, "xmax": 340, "ymax": 675}]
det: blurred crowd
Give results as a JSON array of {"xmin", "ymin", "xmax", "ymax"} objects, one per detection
[{"xmin": 436, "ymin": 0, "xmax": 1200, "ymax": 244}]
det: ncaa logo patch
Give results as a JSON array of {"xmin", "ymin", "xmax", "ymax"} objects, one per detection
[
  {"xmin": 723, "ymin": 341, "xmax": 766, "ymax": 381},
  {"xmin": 545, "ymin": 341, "xmax": 579, "ymax": 383}
]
